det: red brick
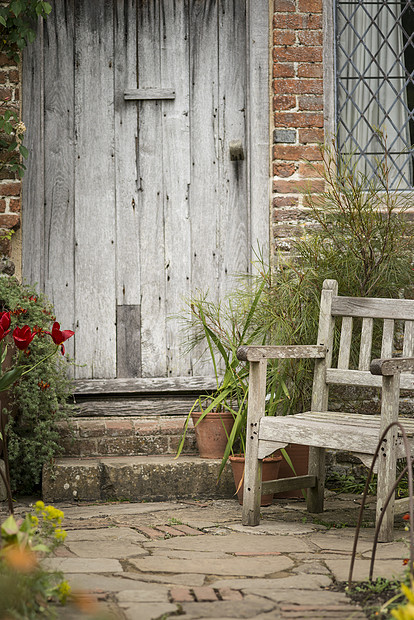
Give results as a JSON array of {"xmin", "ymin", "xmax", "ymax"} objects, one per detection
[
  {"xmin": 96, "ymin": 437, "xmax": 138, "ymax": 455},
  {"xmin": 78, "ymin": 421, "xmax": 106, "ymax": 438},
  {"xmin": 172, "ymin": 524, "xmax": 202, "ymax": 536},
  {"xmin": 298, "ymin": 162, "xmax": 324, "ymax": 177},
  {"xmin": 273, "ymin": 63, "xmax": 295, "ymax": 78},
  {"xmin": 9, "ymin": 198, "xmax": 20, "ymax": 212},
  {"xmin": 154, "ymin": 525, "xmax": 186, "ymax": 536},
  {"xmin": 0, "ymin": 199, "xmax": 6, "ymax": 213},
  {"xmin": 170, "ymin": 587, "xmax": 194, "ymax": 603},
  {"xmin": 299, "ymin": 128, "xmax": 324, "ymax": 144},
  {"xmin": 193, "ymin": 587, "xmax": 217, "ymax": 602},
  {"xmin": 273, "ymin": 144, "xmax": 323, "ymax": 161},
  {"xmin": 298, "ymin": 0, "xmax": 323, "ymax": 11},
  {"xmin": 133, "ymin": 420, "xmax": 161, "ymax": 434},
  {"xmin": 274, "ymin": 111, "xmax": 323, "ymax": 128},
  {"xmin": 0, "ymin": 88, "xmax": 12, "ymax": 100},
  {"xmin": 273, "ymin": 13, "xmax": 322, "ymax": 30},
  {"xmin": 0, "ymin": 182, "xmax": 20, "ymax": 197},
  {"xmin": 76, "ymin": 439, "xmax": 98, "ymax": 456},
  {"xmin": 105, "ymin": 420, "xmax": 133, "ymax": 436},
  {"xmin": 274, "ymin": 162, "xmax": 296, "ymax": 178},
  {"xmin": 0, "ymin": 72, "xmax": 6, "ymax": 85},
  {"xmin": 0, "ymin": 53, "xmax": 18, "ymax": 67},
  {"xmin": 273, "ymin": 196, "xmax": 299, "ymax": 208},
  {"xmin": 272, "ymin": 178, "xmax": 325, "ymax": 193},
  {"xmin": 219, "ymin": 588, "xmax": 243, "ymax": 601},
  {"xmin": 273, "ymin": 207, "xmax": 310, "ymax": 221},
  {"xmin": 136, "ymin": 526, "xmax": 165, "ymax": 539},
  {"xmin": 273, "ymin": 94, "xmax": 296, "ymax": 110},
  {"xmin": 273, "ymin": 46, "xmax": 322, "ymax": 63},
  {"xmin": 0, "ymin": 214, "xmax": 20, "ymax": 228},
  {"xmin": 9, "ymin": 70, "xmax": 19, "ymax": 83},
  {"xmin": 298, "ymin": 30, "xmax": 323, "ymax": 46},
  {"xmin": 298, "ymin": 95, "xmax": 323, "ymax": 111},
  {"xmin": 273, "ymin": 30, "xmax": 296, "ymax": 46},
  {"xmin": 297, "ymin": 63, "xmax": 323, "ymax": 78},
  {"xmin": 274, "ymin": 78, "xmax": 323, "ymax": 95},
  {"xmin": 274, "ymin": 0, "xmax": 296, "ymax": 11},
  {"xmin": 273, "ymin": 223, "xmax": 305, "ymax": 238},
  {"xmin": 14, "ymin": 88, "xmax": 19, "ymax": 101}
]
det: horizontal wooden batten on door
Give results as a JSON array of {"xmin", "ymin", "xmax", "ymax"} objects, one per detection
[{"xmin": 124, "ymin": 88, "xmax": 176, "ymax": 100}]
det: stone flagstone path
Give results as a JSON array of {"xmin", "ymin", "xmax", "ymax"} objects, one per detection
[{"xmin": 1, "ymin": 494, "xmax": 410, "ymax": 619}]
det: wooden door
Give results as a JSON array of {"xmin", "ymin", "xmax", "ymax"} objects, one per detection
[{"xmin": 22, "ymin": 0, "xmax": 269, "ymax": 380}]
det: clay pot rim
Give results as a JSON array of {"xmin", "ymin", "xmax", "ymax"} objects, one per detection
[{"xmin": 191, "ymin": 411, "xmax": 235, "ymax": 418}]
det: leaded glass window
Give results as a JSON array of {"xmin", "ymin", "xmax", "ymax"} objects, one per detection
[{"xmin": 336, "ymin": 0, "xmax": 414, "ymax": 189}]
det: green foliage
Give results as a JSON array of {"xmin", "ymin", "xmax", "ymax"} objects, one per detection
[
  {"xmin": 250, "ymin": 141, "xmax": 414, "ymax": 414},
  {"xmin": 0, "ymin": 1, "xmax": 52, "ymax": 180},
  {"xmin": 0, "ymin": 277, "xmax": 74, "ymax": 494},
  {"xmin": 0, "ymin": 1, "xmax": 52, "ymax": 61},
  {"xmin": 0, "ymin": 502, "xmax": 70, "ymax": 618}
]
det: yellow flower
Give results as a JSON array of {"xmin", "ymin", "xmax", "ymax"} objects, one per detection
[{"xmin": 57, "ymin": 580, "xmax": 71, "ymax": 604}]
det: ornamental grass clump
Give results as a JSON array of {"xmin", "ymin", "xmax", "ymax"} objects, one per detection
[{"xmin": 0, "ymin": 277, "xmax": 75, "ymax": 496}]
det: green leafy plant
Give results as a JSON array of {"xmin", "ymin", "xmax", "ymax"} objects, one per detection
[
  {"xmin": 0, "ymin": 277, "xmax": 75, "ymax": 496},
  {"xmin": 0, "ymin": 1, "xmax": 52, "ymax": 61},
  {"xmin": 0, "ymin": 501, "xmax": 71, "ymax": 619}
]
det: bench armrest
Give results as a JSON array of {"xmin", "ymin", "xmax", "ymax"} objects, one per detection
[
  {"xmin": 370, "ymin": 357, "xmax": 414, "ymax": 376},
  {"xmin": 237, "ymin": 345, "xmax": 326, "ymax": 362}
]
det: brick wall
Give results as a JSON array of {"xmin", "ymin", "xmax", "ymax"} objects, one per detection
[
  {"xmin": 272, "ymin": 0, "xmax": 325, "ymax": 254},
  {"xmin": 0, "ymin": 51, "xmax": 21, "ymax": 273}
]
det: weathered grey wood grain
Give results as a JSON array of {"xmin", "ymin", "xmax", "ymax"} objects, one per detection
[
  {"xmin": 73, "ymin": 397, "xmax": 200, "ymax": 417},
  {"xmin": 381, "ymin": 319, "xmax": 394, "ymax": 358},
  {"xmin": 371, "ymin": 357, "xmax": 414, "ymax": 376},
  {"xmin": 43, "ymin": 0, "xmax": 75, "ymax": 363},
  {"xmin": 74, "ymin": 376, "xmax": 218, "ymax": 395},
  {"xmin": 116, "ymin": 305, "xmax": 141, "ymax": 378},
  {"xmin": 74, "ymin": 0, "xmax": 116, "ymax": 378},
  {"xmin": 114, "ymin": 0, "xmax": 141, "ymax": 320},
  {"xmin": 337, "ymin": 316, "xmax": 352, "ymax": 369},
  {"xmin": 258, "ymin": 417, "xmax": 384, "ymax": 454},
  {"xmin": 242, "ymin": 360, "xmax": 267, "ymax": 526},
  {"xmin": 403, "ymin": 321, "xmax": 414, "ymax": 357},
  {"xmin": 124, "ymin": 88, "xmax": 175, "ymax": 100},
  {"xmin": 358, "ymin": 317, "xmax": 373, "ymax": 370},
  {"xmin": 262, "ymin": 475, "xmax": 316, "ymax": 495},
  {"xmin": 247, "ymin": 0, "xmax": 269, "ymax": 264},
  {"xmin": 22, "ymin": 19, "xmax": 45, "ymax": 288},
  {"xmin": 332, "ymin": 296, "xmax": 414, "ymax": 320},
  {"xmin": 326, "ymin": 367, "xmax": 414, "ymax": 389},
  {"xmin": 377, "ymin": 373, "xmax": 400, "ymax": 542},
  {"xmin": 137, "ymin": 0, "xmax": 167, "ymax": 377},
  {"xmin": 218, "ymin": 0, "xmax": 249, "ymax": 297},
  {"xmin": 237, "ymin": 345, "xmax": 326, "ymax": 361},
  {"xmin": 189, "ymin": 0, "xmax": 219, "ymax": 300},
  {"xmin": 161, "ymin": 0, "xmax": 192, "ymax": 376}
]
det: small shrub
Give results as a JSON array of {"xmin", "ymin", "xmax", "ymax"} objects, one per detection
[{"xmin": 0, "ymin": 277, "xmax": 74, "ymax": 494}]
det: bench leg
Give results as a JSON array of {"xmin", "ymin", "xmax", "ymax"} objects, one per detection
[
  {"xmin": 242, "ymin": 359, "xmax": 267, "ymax": 526},
  {"xmin": 376, "ymin": 435, "xmax": 397, "ymax": 543},
  {"xmin": 307, "ymin": 446, "xmax": 325, "ymax": 513}
]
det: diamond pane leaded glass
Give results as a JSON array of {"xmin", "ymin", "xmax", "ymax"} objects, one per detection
[{"xmin": 336, "ymin": 0, "xmax": 414, "ymax": 189}]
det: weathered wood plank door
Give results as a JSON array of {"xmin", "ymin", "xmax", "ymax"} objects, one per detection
[{"xmin": 22, "ymin": 0, "xmax": 269, "ymax": 380}]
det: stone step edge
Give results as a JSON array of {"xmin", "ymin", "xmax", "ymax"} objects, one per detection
[{"xmin": 42, "ymin": 455, "xmax": 235, "ymax": 504}]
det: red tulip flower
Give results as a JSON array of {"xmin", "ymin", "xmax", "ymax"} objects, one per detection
[
  {"xmin": 0, "ymin": 312, "xmax": 11, "ymax": 340},
  {"xmin": 13, "ymin": 325, "xmax": 35, "ymax": 351},
  {"xmin": 47, "ymin": 322, "xmax": 74, "ymax": 355}
]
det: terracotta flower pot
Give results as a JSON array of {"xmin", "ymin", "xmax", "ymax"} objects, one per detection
[
  {"xmin": 229, "ymin": 453, "xmax": 282, "ymax": 506},
  {"xmin": 191, "ymin": 411, "xmax": 234, "ymax": 459},
  {"xmin": 274, "ymin": 444, "xmax": 309, "ymax": 499}
]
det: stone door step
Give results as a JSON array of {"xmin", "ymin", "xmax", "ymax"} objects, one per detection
[
  {"xmin": 42, "ymin": 455, "xmax": 235, "ymax": 503},
  {"xmin": 57, "ymin": 416, "xmax": 197, "ymax": 458}
]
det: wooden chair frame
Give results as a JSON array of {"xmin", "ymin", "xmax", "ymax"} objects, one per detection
[{"xmin": 237, "ymin": 279, "xmax": 414, "ymax": 542}]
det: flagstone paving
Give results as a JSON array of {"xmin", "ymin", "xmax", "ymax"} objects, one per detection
[{"xmin": 1, "ymin": 494, "xmax": 410, "ymax": 619}]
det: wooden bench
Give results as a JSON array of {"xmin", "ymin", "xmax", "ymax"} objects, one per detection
[{"xmin": 237, "ymin": 279, "xmax": 414, "ymax": 542}]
